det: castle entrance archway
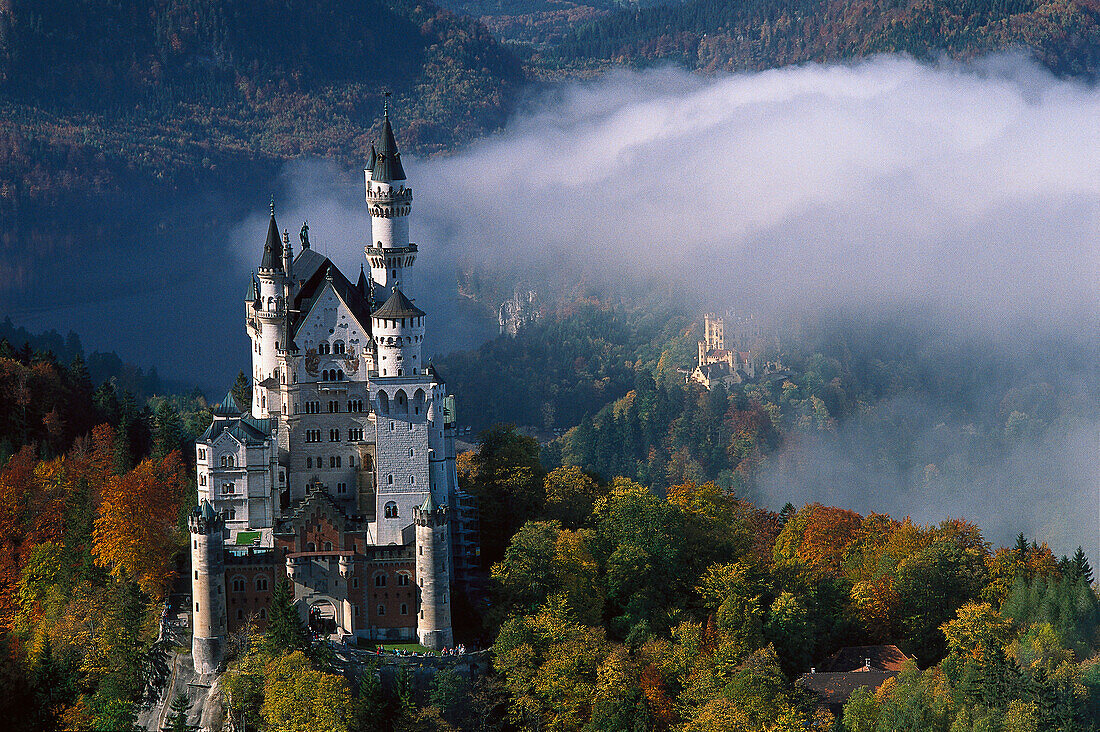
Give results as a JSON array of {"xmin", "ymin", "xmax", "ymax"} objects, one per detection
[{"xmin": 308, "ymin": 599, "xmax": 338, "ymax": 637}]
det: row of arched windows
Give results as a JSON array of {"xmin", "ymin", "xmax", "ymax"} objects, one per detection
[
  {"xmin": 316, "ymin": 341, "xmax": 347, "ymax": 355},
  {"xmin": 230, "ymin": 576, "xmax": 269, "ymax": 592},
  {"xmin": 321, "ymin": 369, "xmax": 345, "ymax": 381}
]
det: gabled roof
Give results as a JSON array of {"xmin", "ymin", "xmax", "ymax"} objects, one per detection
[
  {"xmin": 200, "ymin": 415, "xmax": 273, "ymax": 446},
  {"xmin": 796, "ymin": 670, "xmax": 899, "ymax": 707},
  {"xmin": 289, "ymin": 250, "xmax": 373, "ymax": 339},
  {"xmin": 260, "ymin": 213, "xmax": 284, "ymax": 273},
  {"xmin": 371, "ymin": 111, "xmax": 406, "ymax": 182},
  {"xmin": 373, "ymin": 286, "xmax": 424, "ymax": 319}
]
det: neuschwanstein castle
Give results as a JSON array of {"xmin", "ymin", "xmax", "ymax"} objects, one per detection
[{"xmin": 187, "ymin": 106, "xmax": 476, "ymax": 675}]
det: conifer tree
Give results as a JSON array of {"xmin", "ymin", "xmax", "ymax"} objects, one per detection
[
  {"xmin": 264, "ymin": 579, "xmax": 307, "ymax": 655},
  {"xmin": 1071, "ymin": 546, "xmax": 1093, "ymax": 584},
  {"xmin": 165, "ymin": 692, "xmax": 192, "ymax": 732},
  {"xmin": 231, "ymin": 371, "xmax": 251, "ymax": 411}
]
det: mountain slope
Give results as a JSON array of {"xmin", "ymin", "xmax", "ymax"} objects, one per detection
[
  {"xmin": 0, "ymin": 0, "xmax": 524, "ymax": 206},
  {"xmin": 550, "ymin": 0, "xmax": 1100, "ymax": 75}
]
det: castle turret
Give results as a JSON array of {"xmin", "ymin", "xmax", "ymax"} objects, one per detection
[
  {"xmin": 371, "ymin": 286, "xmax": 426, "ymax": 378},
  {"xmin": 414, "ymin": 492, "xmax": 453, "ymax": 650},
  {"xmin": 365, "ymin": 103, "xmax": 416, "ymax": 299},
  {"xmin": 252, "ymin": 203, "xmax": 287, "ymax": 417},
  {"xmin": 189, "ymin": 500, "xmax": 226, "ymax": 675}
]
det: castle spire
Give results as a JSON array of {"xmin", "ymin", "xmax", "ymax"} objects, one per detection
[
  {"xmin": 372, "ymin": 98, "xmax": 406, "ymax": 183},
  {"xmin": 259, "ymin": 204, "xmax": 284, "ymax": 274}
]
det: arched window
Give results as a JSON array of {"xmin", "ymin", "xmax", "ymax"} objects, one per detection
[
  {"xmin": 259, "ymin": 608, "xmax": 267, "ymax": 619},
  {"xmin": 387, "ymin": 474, "xmax": 393, "ymax": 485},
  {"xmin": 397, "ymin": 573, "xmax": 410, "ymax": 586},
  {"xmin": 307, "ymin": 542, "xmax": 316, "ymax": 552},
  {"xmin": 375, "ymin": 574, "xmax": 386, "ymax": 587},
  {"xmin": 318, "ymin": 342, "xmax": 330, "ymax": 355},
  {"xmin": 306, "ymin": 457, "xmax": 312, "ymax": 469},
  {"xmin": 337, "ymin": 370, "xmax": 344, "ymax": 380},
  {"xmin": 220, "ymin": 455, "xmax": 227, "ymax": 467},
  {"xmin": 256, "ymin": 577, "xmax": 268, "ymax": 591},
  {"xmin": 334, "ymin": 341, "xmax": 345, "ymax": 354},
  {"xmin": 400, "ymin": 603, "xmax": 408, "ymax": 615},
  {"xmin": 231, "ymin": 577, "xmax": 245, "ymax": 592},
  {"xmin": 377, "ymin": 605, "xmax": 385, "ymax": 616},
  {"xmin": 384, "ymin": 501, "xmax": 398, "ymax": 518},
  {"xmin": 324, "ymin": 541, "xmax": 332, "ymax": 551}
]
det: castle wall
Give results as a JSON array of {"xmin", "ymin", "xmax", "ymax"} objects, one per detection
[{"xmin": 225, "ymin": 552, "xmax": 276, "ymax": 632}]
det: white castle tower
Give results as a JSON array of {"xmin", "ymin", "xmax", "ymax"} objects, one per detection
[
  {"xmin": 364, "ymin": 103, "xmax": 416, "ymax": 301},
  {"xmin": 251, "ymin": 202, "xmax": 287, "ymax": 419},
  {"xmin": 189, "ymin": 500, "xmax": 226, "ymax": 675}
]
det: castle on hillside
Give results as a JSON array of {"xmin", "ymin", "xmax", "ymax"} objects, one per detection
[
  {"xmin": 188, "ymin": 106, "xmax": 476, "ymax": 675},
  {"xmin": 689, "ymin": 313, "xmax": 784, "ymax": 389}
]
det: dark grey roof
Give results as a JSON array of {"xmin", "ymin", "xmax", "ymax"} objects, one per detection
[
  {"xmin": 213, "ymin": 391, "xmax": 243, "ymax": 417},
  {"xmin": 246, "ymin": 273, "xmax": 259, "ymax": 302},
  {"xmin": 289, "ymin": 250, "xmax": 373, "ymax": 339},
  {"xmin": 371, "ymin": 113, "xmax": 406, "ymax": 182},
  {"xmin": 367, "ymin": 144, "xmax": 377, "ymax": 173},
  {"xmin": 260, "ymin": 213, "xmax": 284, "ymax": 273},
  {"xmin": 373, "ymin": 286, "xmax": 424, "ymax": 319},
  {"xmin": 357, "ymin": 265, "xmax": 369, "ymax": 299},
  {"xmin": 200, "ymin": 414, "xmax": 274, "ymax": 446}
]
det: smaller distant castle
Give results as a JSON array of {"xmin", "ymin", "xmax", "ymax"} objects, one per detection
[
  {"xmin": 689, "ymin": 313, "xmax": 782, "ymax": 389},
  {"xmin": 498, "ymin": 290, "xmax": 539, "ymax": 336}
]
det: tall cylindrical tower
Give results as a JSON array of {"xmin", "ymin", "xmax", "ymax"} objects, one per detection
[
  {"xmin": 189, "ymin": 500, "xmax": 226, "ymax": 675},
  {"xmin": 371, "ymin": 286, "xmax": 426, "ymax": 378},
  {"xmin": 254, "ymin": 206, "xmax": 287, "ymax": 418},
  {"xmin": 415, "ymin": 493, "xmax": 453, "ymax": 650},
  {"xmin": 365, "ymin": 107, "xmax": 417, "ymax": 299}
]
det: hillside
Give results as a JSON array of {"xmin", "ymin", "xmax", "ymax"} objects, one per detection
[
  {"xmin": 0, "ymin": 0, "xmax": 524, "ymax": 207},
  {"xmin": 445, "ymin": 0, "xmax": 1100, "ymax": 76}
]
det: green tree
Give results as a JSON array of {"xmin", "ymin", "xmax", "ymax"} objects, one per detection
[
  {"xmin": 165, "ymin": 692, "xmax": 192, "ymax": 732},
  {"xmin": 265, "ymin": 580, "xmax": 307, "ymax": 655},
  {"xmin": 231, "ymin": 371, "xmax": 252, "ymax": 412}
]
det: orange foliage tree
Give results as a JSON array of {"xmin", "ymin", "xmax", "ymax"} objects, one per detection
[{"xmin": 92, "ymin": 450, "xmax": 187, "ymax": 601}]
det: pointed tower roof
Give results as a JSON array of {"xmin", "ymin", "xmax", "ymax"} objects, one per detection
[
  {"xmin": 372, "ymin": 286, "xmax": 425, "ymax": 319},
  {"xmin": 367, "ymin": 143, "xmax": 377, "ymax": 173},
  {"xmin": 421, "ymin": 491, "xmax": 436, "ymax": 514},
  {"xmin": 357, "ymin": 264, "xmax": 369, "ymax": 297},
  {"xmin": 246, "ymin": 272, "xmax": 259, "ymax": 302},
  {"xmin": 213, "ymin": 390, "xmax": 244, "ymax": 418},
  {"xmin": 260, "ymin": 202, "xmax": 285, "ymax": 273},
  {"xmin": 371, "ymin": 106, "xmax": 406, "ymax": 182},
  {"xmin": 200, "ymin": 498, "xmax": 218, "ymax": 522}
]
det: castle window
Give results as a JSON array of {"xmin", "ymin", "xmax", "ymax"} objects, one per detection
[
  {"xmin": 324, "ymin": 542, "xmax": 332, "ymax": 551},
  {"xmin": 227, "ymin": 455, "xmax": 234, "ymax": 467},
  {"xmin": 337, "ymin": 370, "xmax": 345, "ymax": 380},
  {"xmin": 200, "ymin": 474, "xmax": 206, "ymax": 486},
  {"xmin": 329, "ymin": 429, "xmax": 340, "ymax": 442},
  {"xmin": 232, "ymin": 577, "xmax": 245, "ymax": 592},
  {"xmin": 194, "ymin": 571, "xmax": 198, "ymax": 580},
  {"xmin": 306, "ymin": 457, "xmax": 312, "ymax": 469},
  {"xmin": 384, "ymin": 501, "xmax": 398, "ymax": 518},
  {"xmin": 259, "ymin": 608, "xmax": 266, "ymax": 619},
  {"xmin": 400, "ymin": 603, "xmax": 408, "ymax": 615},
  {"xmin": 334, "ymin": 341, "xmax": 345, "ymax": 354},
  {"xmin": 353, "ymin": 578, "xmax": 359, "ymax": 589},
  {"xmin": 256, "ymin": 577, "xmax": 268, "ymax": 591},
  {"xmin": 337, "ymin": 483, "xmax": 347, "ymax": 494},
  {"xmin": 349, "ymin": 455, "xmax": 356, "ymax": 466},
  {"xmin": 410, "ymin": 476, "xmax": 415, "ymax": 485},
  {"xmin": 222, "ymin": 483, "xmax": 234, "ymax": 495},
  {"xmin": 307, "ymin": 542, "xmax": 316, "ymax": 552},
  {"xmin": 377, "ymin": 605, "xmax": 385, "ymax": 616},
  {"xmin": 221, "ymin": 456, "xmax": 227, "ymax": 467},
  {"xmin": 375, "ymin": 574, "xmax": 386, "ymax": 587},
  {"xmin": 397, "ymin": 573, "xmax": 409, "ymax": 586},
  {"xmin": 387, "ymin": 474, "xmax": 393, "ymax": 485},
  {"xmin": 409, "ymin": 448, "xmax": 414, "ymax": 457},
  {"xmin": 318, "ymin": 342, "xmax": 330, "ymax": 355}
]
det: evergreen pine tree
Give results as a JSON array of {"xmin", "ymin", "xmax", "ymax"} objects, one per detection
[
  {"xmin": 164, "ymin": 692, "xmax": 192, "ymax": 732},
  {"xmin": 231, "ymin": 371, "xmax": 251, "ymax": 411},
  {"xmin": 1071, "ymin": 546, "xmax": 1093, "ymax": 584},
  {"xmin": 264, "ymin": 579, "xmax": 307, "ymax": 655},
  {"xmin": 151, "ymin": 400, "xmax": 183, "ymax": 460}
]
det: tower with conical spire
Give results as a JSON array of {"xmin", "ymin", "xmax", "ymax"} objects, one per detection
[
  {"xmin": 365, "ymin": 99, "xmax": 416, "ymax": 301},
  {"xmin": 250, "ymin": 200, "xmax": 288, "ymax": 419}
]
